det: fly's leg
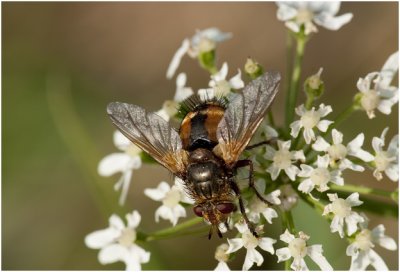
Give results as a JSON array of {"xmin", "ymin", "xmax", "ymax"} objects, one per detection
[
  {"xmin": 245, "ymin": 138, "xmax": 277, "ymax": 151},
  {"xmin": 230, "ymin": 180, "xmax": 258, "ymax": 238},
  {"xmin": 235, "ymin": 159, "xmax": 273, "ymax": 206}
]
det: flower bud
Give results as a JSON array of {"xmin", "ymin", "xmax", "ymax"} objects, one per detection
[
  {"xmin": 304, "ymin": 68, "xmax": 324, "ymax": 99},
  {"xmin": 197, "ymin": 38, "xmax": 217, "ymax": 73},
  {"xmin": 244, "ymin": 57, "xmax": 264, "ymax": 79}
]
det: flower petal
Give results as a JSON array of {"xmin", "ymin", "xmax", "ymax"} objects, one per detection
[
  {"xmin": 226, "ymin": 238, "xmax": 244, "ymax": 254},
  {"xmin": 215, "ymin": 261, "xmax": 230, "ymax": 271},
  {"xmin": 280, "ymin": 229, "xmax": 295, "ymax": 244},
  {"xmin": 98, "ymin": 153, "xmax": 132, "ymax": 176},
  {"xmin": 312, "ymin": 136, "xmax": 330, "ymax": 152},
  {"xmin": 316, "ymin": 120, "xmax": 333, "ymax": 132},
  {"xmin": 332, "ymin": 129, "xmax": 343, "ymax": 145},
  {"xmin": 166, "ymin": 38, "xmax": 190, "ymax": 79},
  {"xmin": 259, "ymin": 237, "xmax": 276, "ymax": 254},
  {"xmin": 345, "ymin": 212, "xmax": 364, "ymax": 236},
  {"xmin": 276, "ymin": 247, "xmax": 291, "ymax": 262},
  {"xmin": 290, "ymin": 120, "xmax": 302, "ymax": 138},
  {"xmin": 349, "ymin": 250, "xmax": 370, "ymax": 271},
  {"xmin": 368, "ymin": 249, "xmax": 389, "ymax": 271},
  {"xmin": 307, "ymin": 245, "xmax": 333, "ymax": 271},
  {"xmin": 314, "ymin": 12, "xmax": 353, "ymax": 30},
  {"xmin": 98, "ymin": 243, "xmax": 127, "ymax": 265},
  {"xmin": 84, "ymin": 228, "xmax": 119, "ymax": 249},
  {"xmin": 243, "ymin": 248, "xmax": 264, "ymax": 270},
  {"xmin": 126, "ymin": 210, "xmax": 141, "ymax": 229},
  {"xmin": 379, "ymin": 51, "xmax": 399, "ymax": 87},
  {"xmin": 346, "ymin": 193, "xmax": 363, "ymax": 207},
  {"xmin": 229, "ymin": 69, "xmax": 245, "ymax": 89},
  {"xmin": 144, "ymin": 181, "xmax": 170, "ymax": 201}
]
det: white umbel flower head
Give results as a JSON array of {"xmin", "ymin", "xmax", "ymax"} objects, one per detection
[
  {"xmin": 198, "ymin": 62, "xmax": 244, "ymax": 100},
  {"xmin": 156, "ymin": 72, "xmax": 194, "ymax": 121},
  {"xmin": 84, "ymin": 211, "xmax": 150, "ymax": 270},
  {"xmin": 290, "ymin": 104, "xmax": 333, "ymax": 144},
  {"xmin": 323, "ymin": 193, "xmax": 364, "ymax": 238},
  {"xmin": 246, "ymin": 181, "xmax": 281, "ymax": 224},
  {"xmin": 371, "ymin": 127, "xmax": 399, "ymax": 181},
  {"xmin": 276, "ymin": 2, "xmax": 353, "ymax": 35},
  {"xmin": 298, "ymin": 155, "xmax": 344, "ymax": 194},
  {"xmin": 264, "ymin": 140, "xmax": 305, "ymax": 181},
  {"xmin": 346, "ymin": 215, "xmax": 397, "ymax": 271},
  {"xmin": 356, "ymin": 52, "xmax": 399, "ymax": 119},
  {"xmin": 98, "ymin": 131, "xmax": 142, "ymax": 205},
  {"xmin": 144, "ymin": 178, "xmax": 193, "ymax": 226},
  {"xmin": 276, "ymin": 229, "xmax": 333, "ymax": 271},
  {"xmin": 226, "ymin": 222, "xmax": 276, "ymax": 271},
  {"xmin": 166, "ymin": 28, "xmax": 232, "ymax": 79},
  {"xmin": 214, "ymin": 243, "xmax": 231, "ymax": 271},
  {"xmin": 312, "ymin": 129, "xmax": 374, "ymax": 171}
]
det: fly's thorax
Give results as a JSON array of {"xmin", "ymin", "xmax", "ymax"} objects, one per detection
[{"xmin": 186, "ymin": 148, "xmax": 230, "ymax": 200}]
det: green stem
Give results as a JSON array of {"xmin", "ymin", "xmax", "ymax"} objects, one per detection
[
  {"xmin": 285, "ymin": 34, "xmax": 307, "ymax": 131},
  {"xmin": 145, "ymin": 217, "xmax": 203, "ymax": 241},
  {"xmin": 280, "ymin": 208, "xmax": 296, "ymax": 271},
  {"xmin": 305, "ymin": 94, "xmax": 314, "ymax": 110},
  {"xmin": 330, "ymin": 184, "xmax": 393, "ymax": 199},
  {"xmin": 268, "ymin": 110, "xmax": 275, "ymax": 127}
]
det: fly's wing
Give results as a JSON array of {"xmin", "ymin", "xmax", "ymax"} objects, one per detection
[
  {"xmin": 107, "ymin": 102, "xmax": 188, "ymax": 177},
  {"xmin": 214, "ymin": 71, "xmax": 281, "ymax": 167}
]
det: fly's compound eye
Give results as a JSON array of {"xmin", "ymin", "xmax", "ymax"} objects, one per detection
[
  {"xmin": 193, "ymin": 205, "xmax": 203, "ymax": 217},
  {"xmin": 216, "ymin": 203, "xmax": 235, "ymax": 214}
]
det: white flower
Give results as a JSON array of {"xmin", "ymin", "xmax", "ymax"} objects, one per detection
[
  {"xmin": 156, "ymin": 72, "xmax": 193, "ymax": 121},
  {"xmin": 371, "ymin": 127, "xmax": 399, "ymax": 181},
  {"xmin": 264, "ymin": 140, "xmax": 305, "ymax": 181},
  {"xmin": 279, "ymin": 184, "xmax": 299, "ymax": 211},
  {"xmin": 98, "ymin": 131, "xmax": 142, "ymax": 205},
  {"xmin": 276, "ymin": 229, "xmax": 333, "ymax": 271},
  {"xmin": 290, "ymin": 104, "xmax": 333, "ymax": 144},
  {"xmin": 166, "ymin": 28, "xmax": 232, "ymax": 79},
  {"xmin": 214, "ymin": 243, "xmax": 231, "ymax": 271},
  {"xmin": 312, "ymin": 129, "xmax": 374, "ymax": 171},
  {"xmin": 226, "ymin": 222, "xmax": 276, "ymax": 271},
  {"xmin": 144, "ymin": 178, "xmax": 193, "ymax": 226},
  {"xmin": 323, "ymin": 193, "xmax": 364, "ymax": 238},
  {"xmin": 356, "ymin": 52, "xmax": 399, "ymax": 119},
  {"xmin": 198, "ymin": 62, "xmax": 244, "ymax": 99},
  {"xmin": 84, "ymin": 211, "xmax": 150, "ymax": 270},
  {"xmin": 246, "ymin": 180, "xmax": 280, "ymax": 224},
  {"xmin": 298, "ymin": 155, "xmax": 344, "ymax": 194},
  {"xmin": 276, "ymin": 2, "xmax": 353, "ymax": 35},
  {"xmin": 346, "ymin": 215, "xmax": 397, "ymax": 271}
]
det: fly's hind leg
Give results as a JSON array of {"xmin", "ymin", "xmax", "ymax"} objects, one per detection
[
  {"xmin": 230, "ymin": 180, "xmax": 259, "ymax": 238},
  {"xmin": 235, "ymin": 159, "xmax": 273, "ymax": 206}
]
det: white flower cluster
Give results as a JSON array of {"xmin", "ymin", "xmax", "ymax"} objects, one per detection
[{"xmin": 84, "ymin": 2, "xmax": 398, "ymax": 271}]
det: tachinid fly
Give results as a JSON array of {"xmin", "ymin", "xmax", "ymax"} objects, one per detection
[{"xmin": 107, "ymin": 71, "xmax": 281, "ymax": 238}]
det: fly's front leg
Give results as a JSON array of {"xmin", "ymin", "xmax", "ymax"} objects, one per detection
[
  {"xmin": 245, "ymin": 137, "xmax": 277, "ymax": 151},
  {"xmin": 230, "ymin": 180, "xmax": 258, "ymax": 238},
  {"xmin": 235, "ymin": 159, "xmax": 273, "ymax": 206}
]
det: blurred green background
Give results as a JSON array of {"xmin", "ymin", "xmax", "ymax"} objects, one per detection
[{"xmin": 2, "ymin": 2, "xmax": 398, "ymax": 270}]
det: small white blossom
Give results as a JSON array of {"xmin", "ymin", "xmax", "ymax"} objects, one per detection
[
  {"xmin": 279, "ymin": 184, "xmax": 299, "ymax": 211},
  {"xmin": 276, "ymin": 229, "xmax": 333, "ymax": 271},
  {"xmin": 85, "ymin": 211, "xmax": 150, "ymax": 270},
  {"xmin": 356, "ymin": 51, "xmax": 399, "ymax": 119},
  {"xmin": 323, "ymin": 193, "xmax": 364, "ymax": 238},
  {"xmin": 312, "ymin": 129, "xmax": 374, "ymax": 171},
  {"xmin": 98, "ymin": 131, "xmax": 142, "ymax": 205},
  {"xmin": 166, "ymin": 28, "xmax": 232, "ymax": 79},
  {"xmin": 214, "ymin": 243, "xmax": 231, "ymax": 271},
  {"xmin": 276, "ymin": 2, "xmax": 353, "ymax": 35},
  {"xmin": 246, "ymin": 181, "xmax": 280, "ymax": 224},
  {"xmin": 264, "ymin": 140, "xmax": 305, "ymax": 181},
  {"xmin": 298, "ymin": 155, "xmax": 344, "ymax": 194},
  {"xmin": 198, "ymin": 62, "xmax": 244, "ymax": 100},
  {"xmin": 346, "ymin": 215, "xmax": 397, "ymax": 271},
  {"xmin": 156, "ymin": 73, "xmax": 193, "ymax": 121},
  {"xmin": 226, "ymin": 222, "xmax": 276, "ymax": 271},
  {"xmin": 371, "ymin": 127, "xmax": 399, "ymax": 181},
  {"xmin": 144, "ymin": 178, "xmax": 193, "ymax": 226},
  {"xmin": 290, "ymin": 104, "xmax": 333, "ymax": 144}
]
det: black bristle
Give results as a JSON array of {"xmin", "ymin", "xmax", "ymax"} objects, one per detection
[{"xmin": 177, "ymin": 93, "xmax": 229, "ymax": 119}]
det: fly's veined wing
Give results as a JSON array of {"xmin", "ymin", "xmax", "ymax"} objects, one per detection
[
  {"xmin": 214, "ymin": 71, "xmax": 281, "ymax": 167},
  {"xmin": 107, "ymin": 102, "xmax": 188, "ymax": 177}
]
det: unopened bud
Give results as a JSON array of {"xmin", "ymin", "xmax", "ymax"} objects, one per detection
[
  {"xmin": 304, "ymin": 68, "xmax": 324, "ymax": 98},
  {"xmin": 244, "ymin": 58, "xmax": 264, "ymax": 79}
]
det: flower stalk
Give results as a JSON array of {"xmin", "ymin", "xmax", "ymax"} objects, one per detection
[{"xmin": 285, "ymin": 33, "xmax": 307, "ymax": 130}]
